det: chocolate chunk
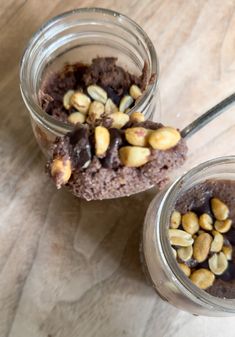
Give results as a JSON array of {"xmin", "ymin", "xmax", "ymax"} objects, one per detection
[
  {"xmin": 104, "ymin": 86, "xmax": 122, "ymax": 106},
  {"xmin": 69, "ymin": 126, "xmax": 92, "ymax": 169},
  {"xmin": 102, "ymin": 128, "xmax": 123, "ymax": 169},
  {"xmin": 192, "ymin": 203, "xmax": 213, "ymax": 218},
  {"xmin": 184, "ymin": 258, "xmax": 198, "ymax": 269}
]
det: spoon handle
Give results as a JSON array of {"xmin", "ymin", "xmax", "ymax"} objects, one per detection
[{"xmin": 181, "ymin": 93, "xmax": 235, "ymax": 139}]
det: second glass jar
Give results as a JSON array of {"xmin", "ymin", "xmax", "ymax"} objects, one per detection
[{"xmin": 142, "ymin": 156, "xmax": 235, "ymax": 316}]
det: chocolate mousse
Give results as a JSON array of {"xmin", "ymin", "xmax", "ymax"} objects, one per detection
[{"xmin": 169, "ymin": 180, "xmax": 235, "ymax": 299}]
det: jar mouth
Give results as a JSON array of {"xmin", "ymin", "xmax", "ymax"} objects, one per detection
[
  {"xmin": 20, "ymin": 7, "xmax": 158, "ymax": 136},
  {"xmin": 157, "ymin": 156, "xmax": 235, "ymax": 313}
]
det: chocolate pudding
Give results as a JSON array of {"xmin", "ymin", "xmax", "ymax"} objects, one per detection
[{"xmin": 170, "ymin": 179, "xmax": 235, "ymax": 299}]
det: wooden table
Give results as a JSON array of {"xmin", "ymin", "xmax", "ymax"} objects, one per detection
[{"xmin": 1, "ymin": 1, "xmax": 235, "ymax": 336}]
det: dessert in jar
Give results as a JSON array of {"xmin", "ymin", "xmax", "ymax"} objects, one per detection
[
  {"xmin": 20, "ymin": 8, "xmax": 187, "ymax": 200},
  {"xmin": 143, "ymin": 157, "xmax": 235, "ymax": 316}
]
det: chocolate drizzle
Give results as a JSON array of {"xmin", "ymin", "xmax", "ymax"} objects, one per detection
[
  {"xmin": 102, "ymin": 128, "xmax": 123, "ymax": 169},
  {"xmin": 69, "ymin": 126, "xmax": 92, "ymax": 169}
]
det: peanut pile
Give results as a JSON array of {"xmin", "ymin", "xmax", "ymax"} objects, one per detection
[
  {"xmin": 169, "ymin": 198, "xmax": 233, "ymax": 290},
  {"xmin": 63, "ymin": 84, "xmax": 142, "ymax": 126},
  {"xmin": 50, "ymin": 100, "xmax": 181, "ymax": 188}
]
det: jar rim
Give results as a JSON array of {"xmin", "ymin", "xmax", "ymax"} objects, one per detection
[
  {"xmin": 157, "ymin": 156, "xmax": 235, "ymax": 313},
  {"xmin": 19, "ymin": 7, "xmax": 159, "ymax": 136}
]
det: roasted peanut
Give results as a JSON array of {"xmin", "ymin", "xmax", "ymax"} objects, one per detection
[
  {"xmin": 70, "ymin": 92, "xmax": 91, "ymax": 114},
  {"xmin": 104, "ymin": 98, "xmax": 118, "ymax": 115},
  {"xmin": 68, "ymin": 112, "xmax": 86, "ymax": 124},
  {"xmin": 177, "ymin": 245, "xmax": 193, "ymax": 262},
  {"xmin": 208, "ymin": 252, "xmax": 228, "ymax": 275},
  {"xmin": 199, "ymin": 213, "xmax": 213, "ymax": 231},
  {"xmin": 87, "ymin": 101, "xmax": 105, "ymax": 122},
  {"xmin": 170, "ymin": 210, "xmax": 181, "ymax": 229},
  {"xmin": 214, "ymin": 219, "xmax": 232, "ymax": 233},
  {"xmin": 110, "ymin": 112, "xmax": 130, "ymax": 129},
  {"xmin": 119, "ymin": 146, "xmax": 150, "ymax": 167},
  {"xmin": 129, "ymin": 111, "xmax": 145, "ymax": 123},
  {"xmin": 89, "ymin": 101, "xmax": 104, "ymax": 115},
  {"xmin": 95, "ymin": 126, "xmax": 110, "ymax": 157},
  {"xmin": 168, "ymin": 229, "xmax": 194, "ymax": 247},
  {"xmin": 125, "ymin": 127, "xmax": 151, "ymax": 147},
  {"xmin": 193, "ymin": 233, "xmax": 212, "ymax": 263},
  {"xmin": 129, "ymin": 84, "xmax": 142, "ymax": 100},
  {"xmin": 178, "ymin": 263, "xmax": 191, "ymax": 277},
  {"xmin": 87, "ymin": 85, "xmax": 107, "ymax": 104},
  {"xmin": 63, "ymin": 90, "xmax": 74, "ymax": 110},
  {"xmin": 51, "ymin": 157, "xmax": 72, "ymax": 188},
  {"xmin": 211, "ymin": 198, "xmax": 229, "ymax": 221},
  {"xmin": 210, "ymin": 230, "xmax": 224, "ymax": 253},
  {"xmin": 148, "ymin": 127, "xmax": 181, "ymax": 150},
  {"xmin": 182, "ymin": 212, "xmax": 199, "ymax": 235},
  {"xmin": 190, "ymin": 269, "xmax": 215, "ymax": 290},
  {"xmin": 119, "ymin": 95, "xmax": 134, "ymax": 112},
  {"xmin": 222, "ymin": 245, "xmax": 233, "ymax": 260}
]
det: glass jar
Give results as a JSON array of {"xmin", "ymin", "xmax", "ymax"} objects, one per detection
[
  {"xmin": 142, "ymin": 156, "xmax": 235, "ymax": 316},
  {"xmin": 20, "ymin": 8, "xmax": 159, "ymax": 157}
]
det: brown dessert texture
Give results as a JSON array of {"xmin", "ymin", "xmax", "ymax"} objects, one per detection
[
  {"xmin": 41, "ymin": 57, "xmax": 187, "ymax": 200},
  {"xmin": 39, "ymin": 57, "xmax": 147, "ymax": 123},
  {"xmin": 48, "ymin": 120, "xmax": 187, "ymax": 200},
  {"xmin": 174, "ymin": 180, "xmax": 235, "ymax": 299}
]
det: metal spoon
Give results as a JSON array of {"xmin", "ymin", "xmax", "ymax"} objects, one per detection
[{"xmin": 181, "ymin": 93, "xmax": 235, "ymax": 139}]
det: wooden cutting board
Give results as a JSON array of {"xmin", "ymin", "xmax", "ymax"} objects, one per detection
[{"xmin": 1, "ymin": 1, "xmax": 235, "ymax": 336}]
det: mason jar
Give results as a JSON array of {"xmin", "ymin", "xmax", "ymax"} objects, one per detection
[
  {"xmin": 19, "ymin": 7, "xmax": 159, "ymax": 157},
  {"xmin": 142, "ymin": 156, "xmax": 235, "ymax": 316}
]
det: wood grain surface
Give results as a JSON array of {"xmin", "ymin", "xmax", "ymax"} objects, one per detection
[{"xmin": 1, "ymin": 1, "xmax": 235, "ymax": 336}]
